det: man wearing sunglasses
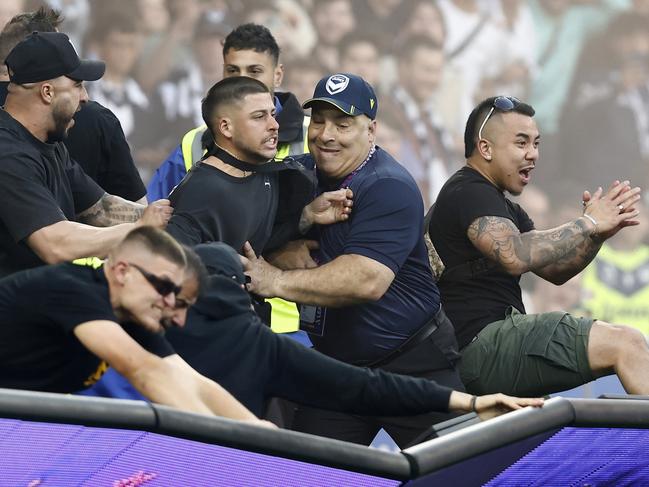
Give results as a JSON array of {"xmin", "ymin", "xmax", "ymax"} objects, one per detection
[
  {"xmin": 427, "ymin": 95, "xmax": 649, "ymax": 397},
  {"xmin": 0, "ymin": 226, "xmax": 269, "ymax": 426}
]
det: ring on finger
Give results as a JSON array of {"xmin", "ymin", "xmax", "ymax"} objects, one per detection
[{"xmin": 618, "ymin": 204, "xmax": 624, "ymax": 211}]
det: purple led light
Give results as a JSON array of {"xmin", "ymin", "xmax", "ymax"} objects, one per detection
[{"xmin": 0, "ymin": 418, "xmax": 401, "ymax": 486}]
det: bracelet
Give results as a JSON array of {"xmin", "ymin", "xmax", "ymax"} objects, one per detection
[
  {"xmin": 580, "ymin": 214, "xmax": 603, "ymax": 243},
  {"xmin": 470, "ymin": 395, "xmax": 477, "ymax": 412}
]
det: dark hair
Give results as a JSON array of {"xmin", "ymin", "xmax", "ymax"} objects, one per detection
[
  {"xmin": 464, "ymin": 97, "xmax": 536, "ymax": 158},
  {"xmin": 394, "ymin": 33, "xmax": 443, "ymax": 62},
  {"xmin": 201, "ymin": 76, "xmax": 270, "ymax": 135},
  {"xmin": 222, "ymin": 23, "xmax": 280, "ymax": 65},
  {"xmin": 114, "ymin": 226, "xmax": 186, "ymax": 268},
  {"xmin": 0, "ymin": 7, "xmax": 62, "ymax": 65},
  {"xmin": 182, "ymin": 245, "xmax": 208, "ymax": 294}
]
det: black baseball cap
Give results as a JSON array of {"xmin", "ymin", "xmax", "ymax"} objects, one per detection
[
  {"xmin": 193, "ymin": 242, "xmax": 247, "ymax": 285},
  {"xmin": 5, "ymin": 31, "xmax": 105, "ymax": 84},
  {"xmin": 303, "ymin": 73, "xmax": 378, "ymax": 120}
]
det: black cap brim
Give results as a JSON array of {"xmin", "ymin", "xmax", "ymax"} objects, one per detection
[
  {"xmin": 302, "ymin": 97, "xmax": 358, "ymax": 116},
  {"xmin": 67, "ymin": 59, "xmax": 105, "ymax": 82}
]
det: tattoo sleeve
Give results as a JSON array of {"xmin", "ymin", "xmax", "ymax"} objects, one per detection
[
  {"xmin": 77, "ymin": 193, "xmax": 145, "ymax": 227},
  {"xmin": 467, "ymin": 216, "xmax": 601, "ymax": 280}
]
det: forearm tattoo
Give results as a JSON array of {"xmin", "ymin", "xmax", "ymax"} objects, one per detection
[
  {"xmin": 468, "ymin": 216, "xmax": 601, "ymax": 275},
  {"xmin": 78, "ymin": 193, "xmax": 145, "ymax": 226}
]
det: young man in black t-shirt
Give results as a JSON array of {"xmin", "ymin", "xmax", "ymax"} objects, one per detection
[
  {"xmin": 429, "ymin": 96, "xmax": 649, "ymax": 397},
  {"xmin": 0, "ymin": 226, "xmax": 269, "ymax": 426}
]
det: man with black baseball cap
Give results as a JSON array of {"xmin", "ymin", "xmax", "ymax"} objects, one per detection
[
  {"xmin": 242, "ymin": 73, "xmax": 465, "ymax": 447},
  {"xmin": 0, "ymin": 31, "xmax": 172, "ymax": 277},
  {"xmin": 5, "ymin": 31, "xmax": 105, "ymax": 84}
]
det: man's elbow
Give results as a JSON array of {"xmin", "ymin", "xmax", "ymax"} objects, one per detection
[
  {"xmin": 31, "ymin": 243, "xmax": 74, "ymax": 264},
  {"xmin": 500, "ymin": 261, "xmax": 528, "ymax": 278},
  {"xmin": 353, "ymin": 279, "xmax": 390, "ymax": 302}
]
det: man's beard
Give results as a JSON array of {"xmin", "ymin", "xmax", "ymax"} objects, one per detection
[
  {"xmin": 48, "ymin": 108, "xmax": 73, "ymax": 142},
  {"xmin": 234, "ymin": 139, "xmax": 276, "ymax": 164}
]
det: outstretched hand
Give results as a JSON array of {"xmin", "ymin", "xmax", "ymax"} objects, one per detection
[
  {"xmin": 301, "ymin": 188, "xmax": 354, "ymax": 231},
  {"xmin": 582, "ymin": 180, "xmax": 641, "ymax": 241},
  {"xmin": 474, "ymin": 393, "xmax": 544, "ymax": 421},
  {"xmin": 239, "ymin": 241, "xmax": 281, "ymax": 297}
]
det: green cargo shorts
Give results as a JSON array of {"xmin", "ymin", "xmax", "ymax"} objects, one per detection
[{"xmin": 459, "ymin": 307, "xmax": 595, "ymax": 396}]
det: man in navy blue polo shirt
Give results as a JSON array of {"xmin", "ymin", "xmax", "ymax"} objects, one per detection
[{"xmin": 242, "ymin": 73, "xmax": 464, "ymax": 447}]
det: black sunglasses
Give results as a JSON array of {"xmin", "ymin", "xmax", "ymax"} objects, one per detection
[
  {"xmin": 129, "ymin": 263, "xmax": 182, "ymax": 297},
  {"xmin": 478, "ymin": 96, "xmax": 520, "ymax": 140}
]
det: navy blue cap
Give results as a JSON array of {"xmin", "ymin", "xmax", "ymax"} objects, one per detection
[
  {"xmin": 6, "ymin": 32, "xmax": 105, "ymax": 84},
  {"xmin": 303, "ymin": 73, "xmax": 377, "ymax": 120}
]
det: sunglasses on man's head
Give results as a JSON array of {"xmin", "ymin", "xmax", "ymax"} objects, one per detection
[
  {"xmin": 477, "ymin": 96, "xmax": 520, "ymax": 140},
  {"xmin": 128, "ymin": 263, "xmax": 182, "ymax": 297}
]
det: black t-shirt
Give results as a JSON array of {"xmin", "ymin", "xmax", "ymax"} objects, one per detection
[
  {"xmin": 0, "ymin": 110, "xmax": 105, "ymax": 277},
  {"xmin": 66, "ymin": 101, "xmax": 146, "ymax": 201},
  {"xmin": 166, "ymin": 162, "xmax": 278, "ymax": 253},
  {"xmin": 0, "ymin": 263, "xmax": 173, "ymax": 393},
  {"xmin": 0, "ymin": 84, "xmax": 145, "ymax": 202},
  {"xmin": 431, "ymin": 166, "xmax": 535, "ymax": 348}
]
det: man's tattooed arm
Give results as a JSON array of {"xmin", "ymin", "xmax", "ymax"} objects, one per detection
[
  {"xmin": 77, "ymin": 193, "xmax": 145, "ymax": 227},
  {"xmin": 467, "ymin": 215, "xmax": 601, "ymax": 284}
]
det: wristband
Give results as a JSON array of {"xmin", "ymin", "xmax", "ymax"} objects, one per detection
[
  {"xmin": 580, "ymin": 214, "xmax": 603, "ymax": 243},
  {"xmin": 582, "ymin": 214, "xmax": 597, "ymax": 226},
  {"xmin": 470, "ymin": 395, "xmax": 477, "ymax": 412}
]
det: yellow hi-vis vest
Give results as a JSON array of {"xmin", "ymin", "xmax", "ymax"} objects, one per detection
[
  {"xmin": 179, "ymin": 119, "xmax": 310, "ymax": 334},
  {"xmin": 582, "ymin": 244, "xmax": 649, "ymax": 334}
]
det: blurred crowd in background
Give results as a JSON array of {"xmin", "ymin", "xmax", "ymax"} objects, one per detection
[{"xmin": 3, "ymin": 0, "xmax": 649, "ymax": 333}]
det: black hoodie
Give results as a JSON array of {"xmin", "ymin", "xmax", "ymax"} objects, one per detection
[{"xmin": 165, "ymin": 243, "xmax": 453, "ymax": 417}]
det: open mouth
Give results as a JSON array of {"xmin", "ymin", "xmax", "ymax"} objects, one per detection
[
  {"xmin": 519, "ymin": 166, "xmax": 534, "ymax": 183},
  {"xmin": 263, "ymin": 136, "xmax": 277, "ymax": 148}
]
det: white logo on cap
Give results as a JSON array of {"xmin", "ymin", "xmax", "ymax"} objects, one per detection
[{"xmin": 326, "ymin": 75, "xmax": 349, "ymax": 95}]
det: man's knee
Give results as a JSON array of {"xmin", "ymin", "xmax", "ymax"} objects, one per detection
[{"xmin": 589, "ymin": 320, "xmax": 648, "ymax": 368}]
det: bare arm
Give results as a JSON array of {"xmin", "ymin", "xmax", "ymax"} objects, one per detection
[
  {"xmin": 242, "ymin": 242, "xmax": 395, "ymax": 307},
  {"xmin": 468, "ymin": 182, "xmax": 641, "ymax": 284},
  {"xmin": 27, "ymin": 220, "xmax": 137, "ymax": 263},
  {"xmin": 74, "ymin": 321, "xmax": 260, "ymax": 421},
  {"xmin": 77, "ymin": 193, "xmax": 144, "ymax": 226},
  {"xmin": 26, "ymin": 198, "xmax": 173, "ymax": 264},
  {"xmin": 467, "ymin": 215, "xmax": 600, "ymax": 284},
  {"xmin": 163, "ymin": 354, "xmax": 263, "ymax": 421}
]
